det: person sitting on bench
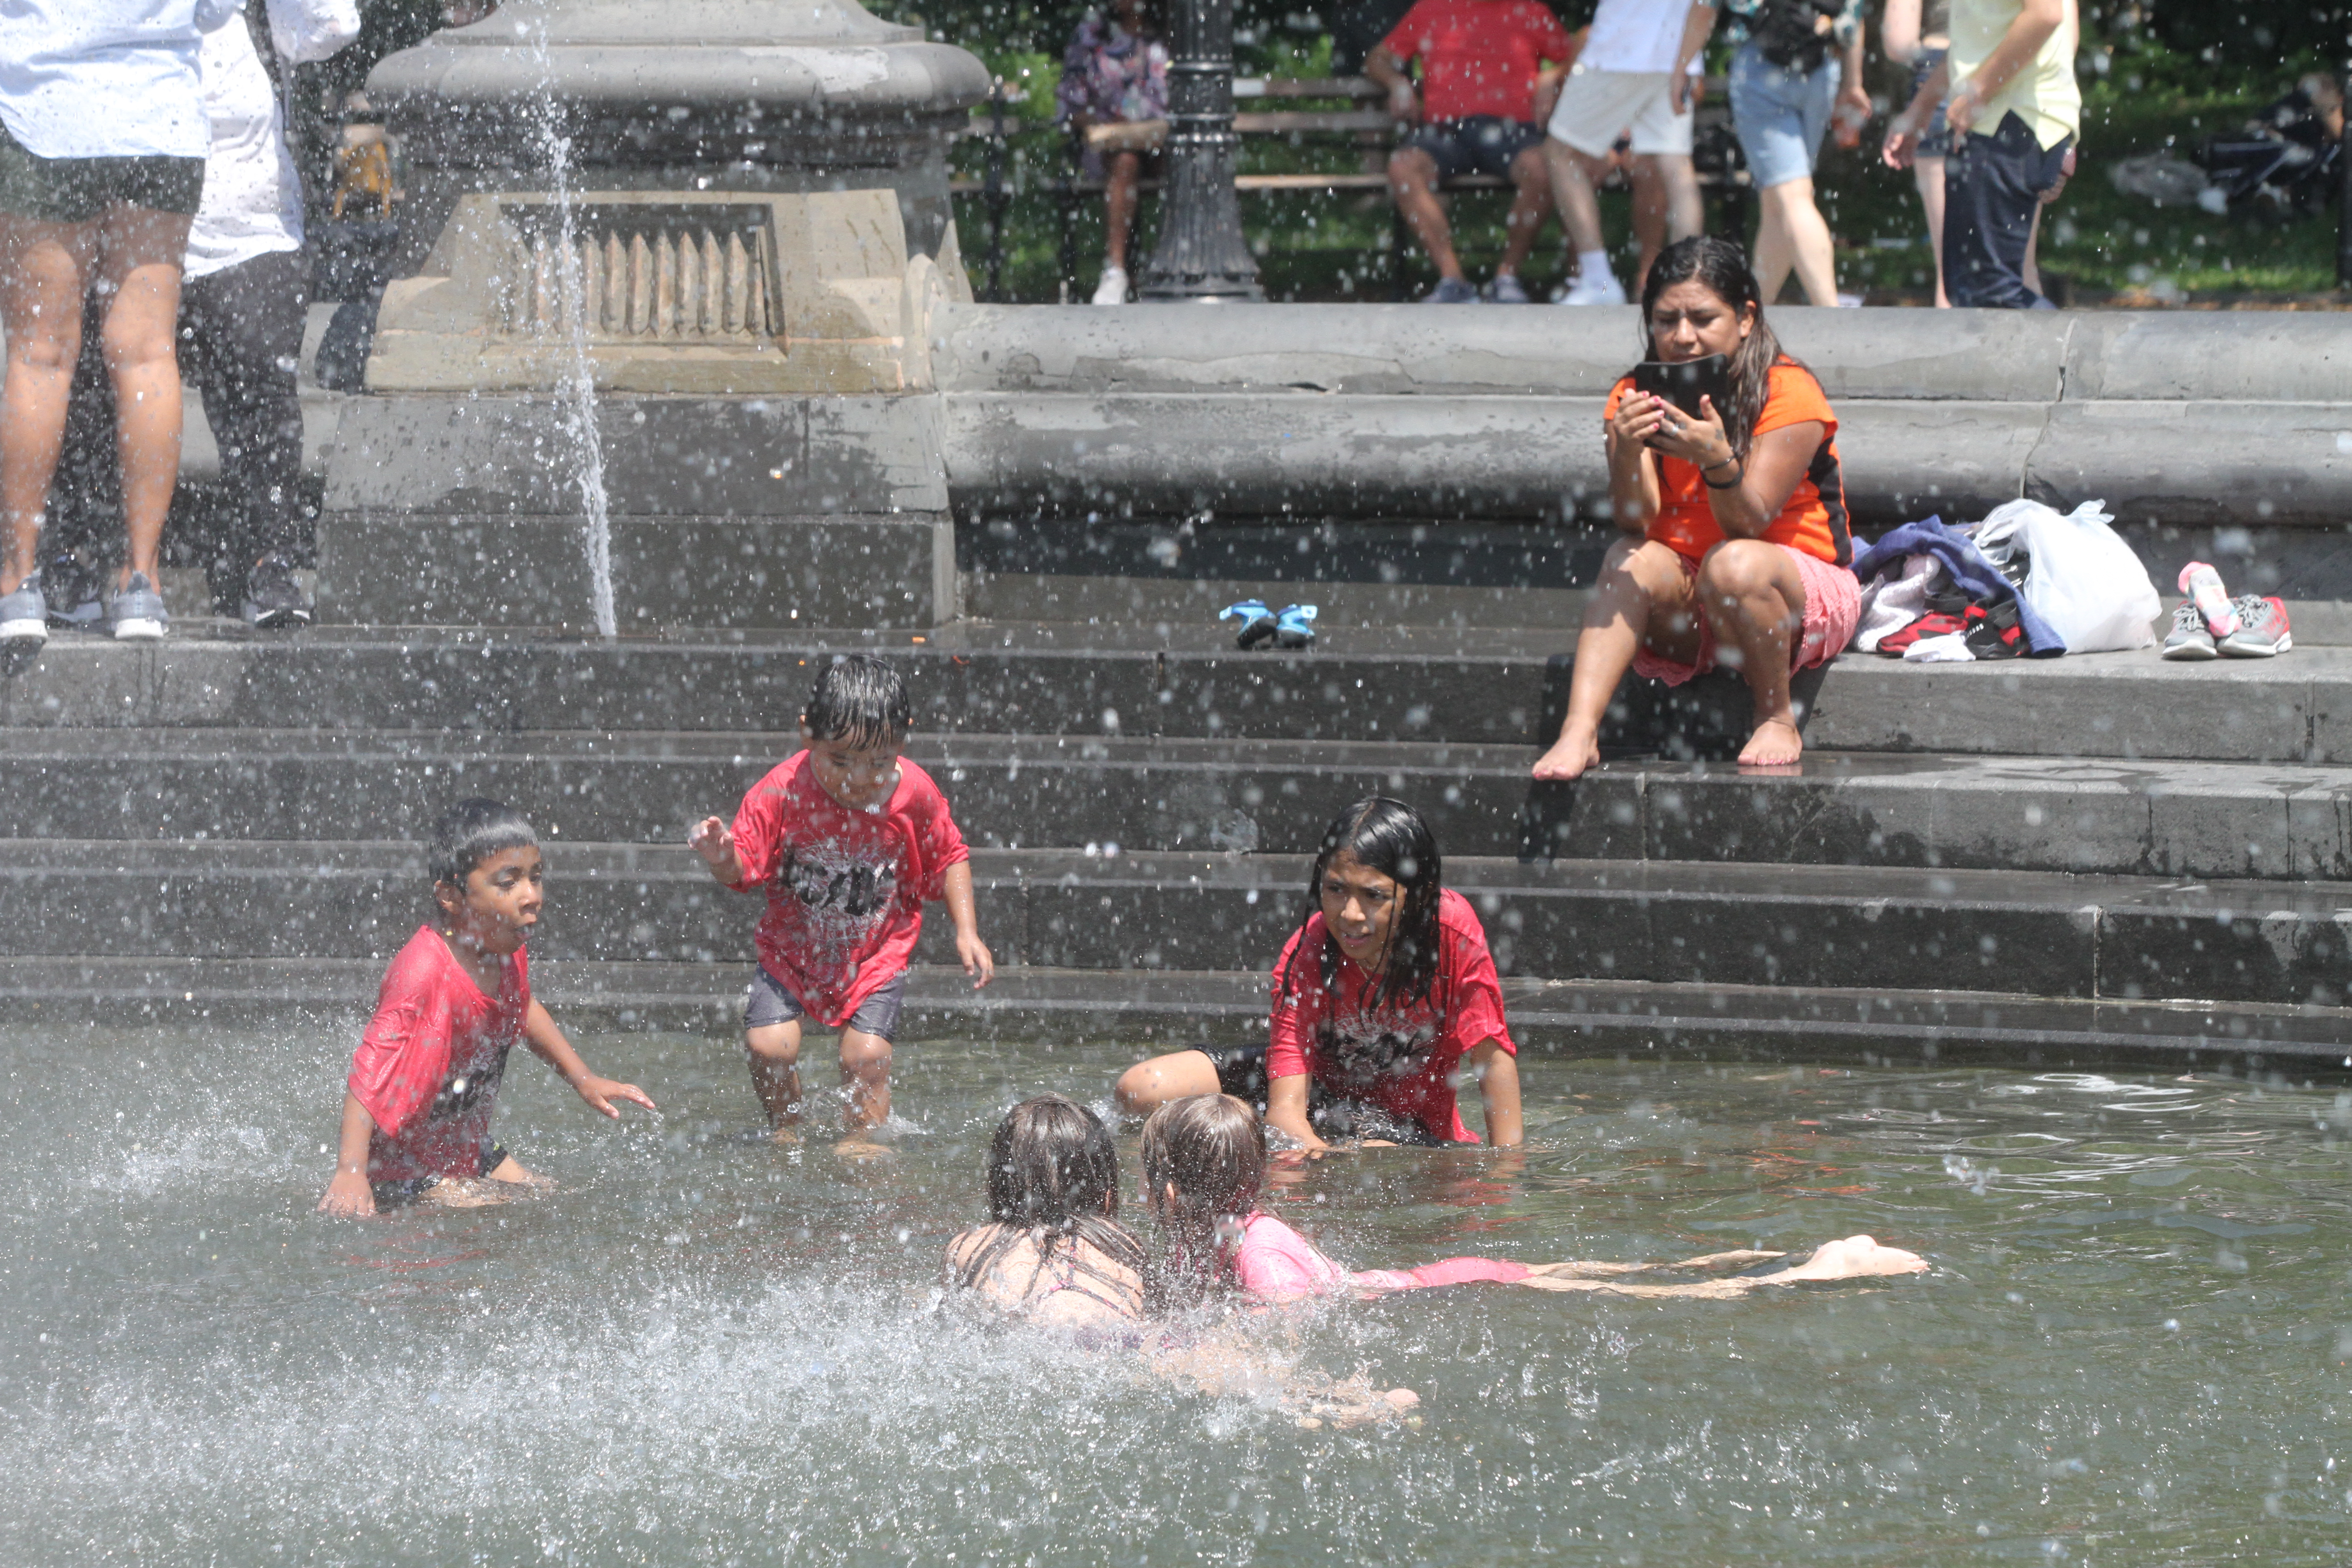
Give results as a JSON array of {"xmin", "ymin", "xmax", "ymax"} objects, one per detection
[
  {"xmin": 1057, "ymin": 0, "xmax": 1170, "ymax": 307},
  {"xmin": 1367, "ymin": 0, "xmax": 1577, "ymax": 303}
]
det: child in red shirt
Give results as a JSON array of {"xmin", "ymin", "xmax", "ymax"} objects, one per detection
[
  {"xmin": 318, "ymin": 799, "xmax": 656, "ymax": 1217},
  {"xmin": 690, "ymin": 654, "xmax": 993, "ymax": 1148},
  {"xmin": 1115, "ymin": 796, "xmax": 1522, "ymax": 1150}
]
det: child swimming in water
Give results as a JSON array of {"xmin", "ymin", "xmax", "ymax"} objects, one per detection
[
  {"xmin": 690, "ymin": 654, "xmax": 992, "ymax": 1151},
  {"xmin": 1117, "ymin": 797, "xmax": 1520, "ymax": 1150},
  {"xmin": 1140, "ymin": 1095, "xmax": 1929, "ymax": 1304},
  {"xmin": 945, "ymin": 1094, "xmax": 1150, "ymax": 1335},
  {"xmin": 945, "ymin": 1095, "xmax": 1420, "ymax": 1426},
  {"xmin": 318, "ymin": 799, "xmax": 656, "ymax": 1218}
]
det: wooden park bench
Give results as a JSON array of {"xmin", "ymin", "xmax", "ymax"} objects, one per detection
[{"xmin": 953, "ymin": 76, "xmax": 1750, "ymax": 302}]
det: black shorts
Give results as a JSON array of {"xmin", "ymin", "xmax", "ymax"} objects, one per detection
[
  {"xmin": 744, "ymin": 965, "xmax": 905, "ymax": 1043},
  {"xmin": 1195, "ymin": 1045, "xmax": 1445, "ymax": 1147},
  {"xmin": 371, "ymin": 1142, "xmax": 512, "ymax": 1207},
  {"xmin": 0, "ymin": 122, "xmax": 204, "ymax": 223},
  {"xmin": 1399, "ymin": 116, "xmax": 1546, "ymax": 180}
]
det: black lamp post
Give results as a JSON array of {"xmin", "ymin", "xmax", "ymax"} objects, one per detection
[{"xmin": 1139, "ymin": 0, "xmax": 1263, "ymax": 299}]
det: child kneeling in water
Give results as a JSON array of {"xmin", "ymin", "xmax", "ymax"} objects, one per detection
[
  {"xmin": 945, "ymin": 1095, "xmax": 1419, "ymax": 1426},
  {"xmin": 1141, "ymin": 1095, "xmax": 1928, "ymax": 1304},
  {"xmin": 1117, "ymin": 797, "xmax": 1520, "ymax": 1150},
  {"xmin": 318, "ymin": 799, "xmax": 656, "ymax": 1217}
]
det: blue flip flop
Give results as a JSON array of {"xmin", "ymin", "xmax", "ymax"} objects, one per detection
[
  {"xmin": 1272, "ymin": 603, "xmax": 1317, "ymax": 649},
  {"xmin": 1220, "ymin": 599, "xmax": 1276, "ymax": 649}
]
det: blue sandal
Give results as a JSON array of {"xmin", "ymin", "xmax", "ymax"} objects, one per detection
[
  {"xmin": 1220, "ymin": 599, "xmax": 1276, "ymax": 649},
  {"xmin": 1272, "ymin": 603, "xmax": 1317, "ymax": 649}
]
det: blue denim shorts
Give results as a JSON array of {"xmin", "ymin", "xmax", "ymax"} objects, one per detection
[{"xmin": 1729, "ymin": 40, "xmax": 1840, "ymax": 190}]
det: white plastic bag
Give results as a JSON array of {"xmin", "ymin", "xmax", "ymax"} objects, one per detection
[{"xmin": 1980, "ymin": 499, "xmax": 2160, "ymax": 653}]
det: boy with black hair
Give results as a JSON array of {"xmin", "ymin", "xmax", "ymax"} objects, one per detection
[
  {"xmin": 318, "ymin": 798, "xmax": 656, "ymax": 1217},
  {"xmin": 690, "ymin": 654, "xmax": 993, "ymax": 1149}
]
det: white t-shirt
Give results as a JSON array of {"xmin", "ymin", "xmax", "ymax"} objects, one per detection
[
  {"xmin": 0, "ymin": 0, "xmax": 239, "ymax": 160},
  {"xmin": 1578, "ymin": 0, "xmax": 1705, "ymax": 74},
  {"xmin": 184, "ymin": 0, "xmax": 360, "ymax": 279}
]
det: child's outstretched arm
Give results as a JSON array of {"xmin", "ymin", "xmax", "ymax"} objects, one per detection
[
  {"xmin": 522, "ymin": 1001, "xmax": 657, "ymax": 1120},
  {"xmin": 319, "ymin": 1093, "xmax": 377, "ymax": 1218},
  {"xmin": 940, "ymin": 860, "xmax": 994, "ymax": 988},
  {"xmin": 688, "ymin": 816, "xmax": 749, "ymax": 887}
]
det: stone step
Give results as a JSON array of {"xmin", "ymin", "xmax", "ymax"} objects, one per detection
[
  {"xmin": 4, "ymin": 842, "xmax": 2345, "ymax": 1008},
  {"xmin": 1, "ymin": 626, "xmax": 2344, "ymax": 764},
  {"xmin": 5, "ymin": 957, "xmax": 2346, "ymax": 1077},
  {"xmin": 8, "ymin": 731, "xmax": 2351, "ymax": 882}
]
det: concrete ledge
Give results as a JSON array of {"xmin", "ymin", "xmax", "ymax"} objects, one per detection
[
  {"xmin": 933, "ymin": 303, "xmax": 2076, "ymax": 402},
  {"xmin": 313, "ymin": 511, "xmax": 958, "ymax": 631},
  {"xmin": 5, "ymin": 957, "xmax": 2348, "ymax": 1073},
  {"xmin": 5, "ymin": 841, "xmax": 2347, "ymax": 1007},
  {"xmin": 2026, "ymin": 401, "xmax": 2352, "ymax": 527}
]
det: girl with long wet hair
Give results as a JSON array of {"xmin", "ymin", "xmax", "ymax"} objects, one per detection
[
  {"xmin": 945, "ymin": 1094, "xmax": 1151, "ymax": 1333},
  {"xmin": 1531, "ymin": 235, "xmax": 1861, "ymax": 780},
  {"xmin": 1115, "ymin": 798, "xmax": 1523, "ymax": 1151},
  {"xmin": 1144, "ymin": 1095, "xmax": 1930, "ymax": 1307}
]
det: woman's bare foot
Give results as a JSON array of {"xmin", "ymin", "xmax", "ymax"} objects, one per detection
[
  {"xmin": 833, "ymin": 1133, "xmax": 894, "ymax": 1163},
  {"xmin": 1737, "ymin": 715, "xmax": 1803, "ymax": 768},
  {"xmin": 1531, "ymin": 729, "xmax": 1602, "ymax": 781},
  {"xmin": 1757, "ymin": 1235, "xmax": 1927, "ymax": 1283}
]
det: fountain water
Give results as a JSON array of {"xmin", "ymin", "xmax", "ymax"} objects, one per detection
[{"xmin": 312, "ymin": 0, "xmax": 986, "ymax": 632}]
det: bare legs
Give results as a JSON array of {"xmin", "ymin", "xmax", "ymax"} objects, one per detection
[
  {"xmin": 1912, "ymin": 154, "xmax": 1949, "ymax": 308},
  {"xmin": 1387, "ymin": 144, "xmax": 1553, "ymax": 286},
  {"xmin": 746, "ymin": 1019, "xmax": 895, "ymax": 1143},
  {"xmin": 1519, "ymin": 1235, "xmax": 1928, "ymax": 1297},
  {"xmin": 1751, "ymin": 176, "xmax": 1839, "ymax": 307},
  {"xmin": 1530, "ymin": 536, "xmax": 1808, "ymax": 780},
  {"xmin": 1103, "ymin": 148, "xmax": 1142, "ymax": 272},
  {"xmin": 1531, "ymin": 536, "xmax": 1697, "ymax": 779},
  {"xmin": 1542, "ymin": 137, "xmax": 1611, "ymax": 258},
  {"xmin": 1627, "ymin": 152, "xmax": 1703, "ymax": 294},
  {"xmin": 0, "ymin": 205, "xmax": 189, "ymax": 597}
]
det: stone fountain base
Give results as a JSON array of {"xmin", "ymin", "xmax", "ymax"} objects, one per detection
[{"xmin": 315, "ymin": 188, "xmax": 968, "ymax": 630}]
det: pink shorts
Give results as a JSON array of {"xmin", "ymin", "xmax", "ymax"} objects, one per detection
[{"xmin": 1629, "ymin": 544, "xmax": 1861, "ymax": 688}]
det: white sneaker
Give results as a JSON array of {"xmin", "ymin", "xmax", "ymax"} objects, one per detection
[
  {"xmin": 1554, "ymin": 269, "xmax": 1627, "ymax": 306},
  {"xmin": 1091, "ymin": 265, "xmax": 1129, "ymax": 306}
]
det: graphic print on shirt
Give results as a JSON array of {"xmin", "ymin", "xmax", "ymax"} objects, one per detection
[
  {"xmin": 772, "ymin": 840, "xmax": 903, "ymax": 975},
  {"xmin": 1316, "ymin": 1007, "xmax": 1442, "ymax": 1096}
]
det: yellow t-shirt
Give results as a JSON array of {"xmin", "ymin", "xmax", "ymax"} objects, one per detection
[{"xmin": 1950, "ymin": 0, "xmax": 2079, "ymax": 150}]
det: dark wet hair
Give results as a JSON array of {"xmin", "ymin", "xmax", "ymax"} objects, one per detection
[
  {"xmin": 1140, "ymin": 1095, "xmax": 1267, "ymax": 1307},
  {"xmin": 803, "ymin": 653, "xmax": 910, "ymax": 750},
  {"xmin": 953, "ymin": 1095, "xmax": 1150, "ymax": 1301},
  {"xmin": 1639, "ymin": 235, "xmax": 1803, "ymax": 461},
  {"xmin": 1279, "ymin": 796, "xmax": 1444, "ymax": 1014},
  {"xmin": 428, "ymin": 798, "xmax": 537, "ymax": 889}
]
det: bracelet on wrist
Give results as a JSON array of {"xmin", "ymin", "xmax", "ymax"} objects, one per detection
[{"xmin": 1704, "ymin": 464, "xmax": 1744, "ymax": 490}]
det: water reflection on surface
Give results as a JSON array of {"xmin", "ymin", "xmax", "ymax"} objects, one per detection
[{"xmin": 4, "ymin": 1020, "xmax": 2350, "ymax": 1564}]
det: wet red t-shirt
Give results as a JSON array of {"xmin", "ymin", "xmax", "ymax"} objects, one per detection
[
  {"xmin": 1265, "ymin": 887, "xmax": 1517, "ymax": 1144},
  {"xmin": 348, "ymin": 925, "xmax": 530, "ymax": 1183},
  {"xmin": 726, "ymin": 752, "xmax": 970, "ymax": 1026}
]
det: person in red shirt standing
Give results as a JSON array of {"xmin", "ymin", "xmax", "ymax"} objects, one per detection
[
  {"xmin": 1114, "ymin": 797, "xmax": 1524, "ymax": 1149},
  {"xmin": 690, "ymin": 655, "xmax": 994, "ymax": 1152},
  {"xmin": 1366, "ymin": 0, "xmax": 1577, "ymax": 303},
  {"xmin": 318, "ymin": 799, "xmax": 656, "ymax": 1217}
]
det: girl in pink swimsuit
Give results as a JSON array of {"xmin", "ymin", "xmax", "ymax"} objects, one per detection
[{"xmin": 1140, "ymin": 1094, "xmax": 1931, "ymax": 1305}]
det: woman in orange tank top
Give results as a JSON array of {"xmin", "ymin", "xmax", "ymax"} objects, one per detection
[{"xmin": 1531, "ymin": 236, "xmax": 1858, "ymax": 778}]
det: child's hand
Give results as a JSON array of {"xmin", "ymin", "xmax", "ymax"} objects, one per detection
[
  {"xmin": 576, "ymin": 1075, "xmax": 657, "ymax": 1119},
  {"xmin": 957, "ymin": 931, "xmax": 995, "ymax": 989},
  {"xmin": 318, "ymin": 1171, "xmax": 375, "ymax": 1218},
  {"xmin": 688, "ymin": 817, "xmax": 735, "ymax": 867}
]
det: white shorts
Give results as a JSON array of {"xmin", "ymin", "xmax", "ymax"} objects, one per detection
[{"xmin": 1545, "ymin": 68, "xmax": 1694, "ymax": 159}]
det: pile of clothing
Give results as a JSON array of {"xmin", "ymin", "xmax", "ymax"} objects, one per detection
[{"xmin": 1847, "ymin": 515, "xmax": 2065, "ymax": 662}]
